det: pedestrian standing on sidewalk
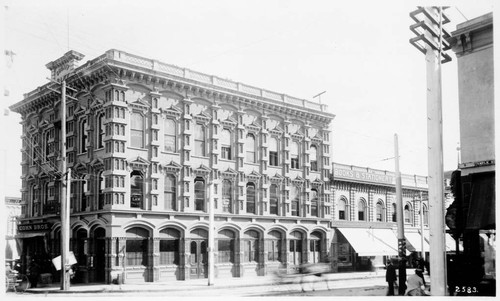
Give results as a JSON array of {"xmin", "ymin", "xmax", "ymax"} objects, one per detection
[{"xmin": 385, "ymin": 259, "xmax": 397, "ymax": 296}]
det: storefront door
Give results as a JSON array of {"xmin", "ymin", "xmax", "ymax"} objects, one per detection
[{"xmin": 189, "ymin": 240, "xmax": 207, "ymax": 279}]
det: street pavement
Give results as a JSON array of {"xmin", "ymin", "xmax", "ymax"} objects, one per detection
[{"xmin": 4, "ymin": 268, "xmax": 428, "ymax": 298}]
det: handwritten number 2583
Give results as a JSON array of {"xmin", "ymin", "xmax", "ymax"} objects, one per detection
[{"xmin": 455, "ymin": 286, "xmax": 477, "ymax": 294}]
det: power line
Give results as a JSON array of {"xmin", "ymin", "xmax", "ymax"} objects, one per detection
[{"xmin": 455, "ymin": 7, "xmax": 468, "ymax": 21}]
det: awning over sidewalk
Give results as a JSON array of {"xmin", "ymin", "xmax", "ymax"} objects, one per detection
[
  {"xmin": 422, "ymin": 230, "xmax": 462, "ymax": 252},
  {"xmin": 405, "ymin": 232, "xmax": 430, "ymax": 252},
  {"xmin": 337, "ymin": 228, "xmax": 399, "ymax": 256}
]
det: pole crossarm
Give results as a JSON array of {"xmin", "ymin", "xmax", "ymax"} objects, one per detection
[{"xmin": 409, "ymin": 6, "xmax": 452, "ymax": 64}]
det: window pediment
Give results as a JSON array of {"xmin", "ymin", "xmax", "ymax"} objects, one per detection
[
  {"xmin": 161, "ymin": 105, "xmax": 182, "ymax": 118},
  {"xmin": 222, "ymin": 167, "xmax": 238, "ymax": 179},
  {"xmin": 292, "ymin": 176, "xmax": 305, "ymax": 186},
  {"xmin": 247, "ymin": 170, "xmax": 261, "ymax": 182},
  {"xmin": 311, "ymin": 178, "xmax": 324, "ymax": 187},
  {"xmin": 193, "ymin": 164, "xmax": 211, "ymax": 176},
  {"xmin": 270, "ymin": 173, "xmax": 284, "ymax": 184},
  {"xmin": 128, "ymin": 156, "xmax": 150, "ymax": 172},
  {"xmin": 161, "ymin": 161, "xmax": 182, "ymax": 173}
]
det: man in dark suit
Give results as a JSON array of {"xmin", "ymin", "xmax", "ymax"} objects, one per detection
[{"xmin": 386, "ymin": 259, "xmax": 397, "ymax": 296}]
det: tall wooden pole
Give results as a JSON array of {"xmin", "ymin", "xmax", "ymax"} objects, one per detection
[
  {"xmin": 420, "ymin": 192, "xmax": 426, "ymax": 261},
  {"xmin": 394, "ymin": 133, "xmax": 405, "ymax": 255},
  {"xmin": 60, "ymin": 80, "xmax": 70, "ymax": 290},
  {"xmin": 425, "ymin": 7, "xmax": 447, "ymax": 296},
  {"xmin": 208, "ymin": 181, "xmax": 215, "ymax": 286}
]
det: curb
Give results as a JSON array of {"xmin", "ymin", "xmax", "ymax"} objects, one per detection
[{"xmin": 23, "ymin": 274, "xmax": 386, "ymax": 294}]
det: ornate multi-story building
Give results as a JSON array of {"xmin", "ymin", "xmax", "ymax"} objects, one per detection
[{"xmin": 10, "ymin": 49, "xmax": 335, "ymax": 283}]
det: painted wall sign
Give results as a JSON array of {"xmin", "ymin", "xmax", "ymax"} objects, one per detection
[
  {"xmin": 18, "ymin": 222, "xmax": 51, "ymax": 232},
  {"xmin": 334, "ymin": 168, "xmax": 394, "ymax": 185}
]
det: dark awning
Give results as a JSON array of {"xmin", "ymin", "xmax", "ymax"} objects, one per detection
[
  {"xmin": 466, "ymin": 173, "xmax": 495, "ymax": 230},
  {"xmin": 14, "ymin": 232, "xmax": 47, "ymax": 239}
]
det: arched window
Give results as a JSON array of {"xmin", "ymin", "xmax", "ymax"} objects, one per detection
[
  {"xmin": 310, "ymin": 145, "xmax": 318, "ymax": 171},
  {"xmin": 130, "ymin": 170, "xmax": 144, "ymax": 208},
  {"xmin": 290, "ymin": 141, "xmax": 300, "ymax": 169},
  {"xmin": 131, "ymin": 112, "xmax": 144, "ymax": 148},
  {"xmin": 159, "ymin": 228, "xmax": 180, "ymax": 265},
  {"xmin": 220, "ymin": 129, "xmax": 232, "ymax": 160},
  {"xmin": 44, "ymin": 132, "xmax": 50, "ymax": 161},
  {"xmin": 291, "ymin": 186, "xmax": 300, "ymax": 217},
  {"xmin": 338, "ymin": 198, "xmax": 347, "ymax": 220},
  {"xmin": 376, "ymin": 200, "xmax": 385, "ymax": 222},
  {"xmin": 222, "ymin": 180, "xmax": 232, "ymax": 213},
  {"xmin": 194, "ymin": 177, "xmax": 205, "ymax": 211},
  {"xmin": 269, "ymin": 137, "xmax": 279, "ymax": 166},
  {"xmin": 97, "ymin": 113, "xmax": 104, "ymax": 149},
  {"xmin": 392, "ymin": 203, "xmax": 397, "ymax": 222},
  {"xmin": 289, "ymin": 231, "xmax": 303, "ymax": 265},
  {"xmin": 246, "ymin": 183, "xmax": 256, "ymax": 214},
  {"xmin": 31, "ymin": 135, "xmax": 38, "ymax": 164},
  {"xmin": 358, "ymin": 199, "xmax": 366, "ymax": 221},
  {"xmin": 98, "ymin": 172, "xmax": 104, "ymax": 209},
  {"xmin": 269, "ymin": 184, "xmax": 279, "ymax": 215},
  {"xmin": 164, "ymin": 119, "xmax": 176, "ymax": 152},
  {"xmin": 80, "ymin": 119, "xmax": 88, "ymax": 153},
  {"xmin": 126, "ymin": 227, "xmax": 149, "ymax": 266},
  {"xmin": 423, "ymin": 204, "xmax": 429, "ymax": 226},
  {"xmin": 245, "ymin": 133, "xmax": 256, "ymax": 163},
  {"xmin": 81, "ymin": 180, "xmax": 88, "ymax": 211},
  {"xmin": 217, "ymin": 230, "xmax": 235, "ymax": 263},
  {"xmin": 267, "ymin": 230, "xmax": 283, "ymax": 262},
  {"xmin": 244, "ymin": 230, "xmax": 259, "ymax": 262},
  {"xmin": 164, "ymin": 174, "xmax": 176, "ymax": 211},
  {"xmin": 310, "ymin": 188, "xmax": 319, "ymax": 217},
  {"xmin": 404, "ymin": 204, "xmax": 412, "ymax": 224},
  {"xmin": 194, "ymin": 123, "xmax": 205, "ymax": 156},
  {"xmin": 310, "ymin": 231, "xmax": 322, "ymax": 263}
]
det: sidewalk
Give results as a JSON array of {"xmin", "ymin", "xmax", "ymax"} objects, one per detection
[{"xmin": 24, "ymin": 269, "xmax": 394, "ymax": 294}]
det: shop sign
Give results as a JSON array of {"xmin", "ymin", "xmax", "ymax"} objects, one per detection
[
  {"xmin": 18, "ymin": 222, "xmax": 51, "ymax": 232},
  {"xmin": 334, "ymin": 168, "xmax": 394, "ymax": 185},
  {"xmin": 131, "ymin": 195, "xmax": 142, "ymax": 207}
]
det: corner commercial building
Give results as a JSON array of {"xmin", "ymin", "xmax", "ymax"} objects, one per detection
[{"xmin": 10, "ymin": 50, "xmax": 430, "ymax": 284}]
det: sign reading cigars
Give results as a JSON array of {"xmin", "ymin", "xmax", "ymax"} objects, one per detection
[{"xmin": 18, "ymin": 222, "xmax": 51, "ymax": 232}]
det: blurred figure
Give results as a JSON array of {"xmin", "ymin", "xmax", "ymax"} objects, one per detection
[{"xmin": 405, "ymin": 269, "xmax": 427, "ymax": 296}]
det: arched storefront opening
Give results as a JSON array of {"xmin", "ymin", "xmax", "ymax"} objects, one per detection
[
  {"xmin": 92, "ymin": 227, "xmax": 106, "ymax": 283},
  {"xmin": 310, "ymin": 231, "xmax": 322, "ymax": 263},
  {"xmin": 189, "ymin": 229, "xmax": 208, "ymax": 279},
  {"xmin": 267, "ymin": 230, "xmax": 284, "ymax": 265},
  {"xmin": 125, "ymin": 227, "xmax": 150, "ymax": 282},
  {"xmin": 217, "ymin": 229, "xmax": 236, "ymax": 277},
  {"xmin": 289, "ymin": 231, "xmax": 303, "ymax": 267},
  {"xmin": 72, "ymin": 228, "xmax": 88, "ymax": 283},
  {"xmin": 159, "ymin": 228, "xmax": 181, "ymax": 280},
  {"xmin": 243, "ymin": 229, "xmax": 262, "ymax": 276}
]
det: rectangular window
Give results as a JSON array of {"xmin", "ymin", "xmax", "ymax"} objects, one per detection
[
  {"xmin": 221, "ymin": 147, "xmax": 231, "ymax": 160},
  {"xmin": 291, "ymin": 157, "xmax": 299, "ymax": 169},
  {"xmin": 194, "ymin": 124, "xmax": 205, "ymax": 156},
  {"xmin": 131, "ymin": 113, "xmax": 144, "ymax": 148},
  {"xmin": 269, "ymin": 152, "xmax": 278, "ymax": 166},
  {"xmin": 339, "ymin": 211, "xmax": 345, "ymax": 220},
  {"xmin": 126, "ymin": 239, "xmax": 148, "ymax": 266},
  {"xmin": 217, "ymin": 240, "xmax": 234, "ymax": 263},
  {"xmin": 159, "ymin": 240, "xmax": 179, "ymax": 265}
]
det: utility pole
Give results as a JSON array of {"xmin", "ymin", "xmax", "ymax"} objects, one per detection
[
  {"xmin": 208, "ymin": 180, "xmax": 215, "ymax": 286},
  {"xmin": 419, "ymin": 191, "xmax": 426, "ymax": 261},
  {"xmin": 394, "ymin": 134, "xmax": 406, "ymax": 295},
  {"xmin": 394, "ymin": 134, "xmax": 405, "ymax": 256},
  {"xmin": 48, "ymin": 78, "xmax": 77, "ymax": 290},
  {"xmin": 409, "ymin": 6, "xmax": 451, "ymax": 296},
  {"xmin": 60, "ymin": 80, "xmax": 70, "ymax": 290}
]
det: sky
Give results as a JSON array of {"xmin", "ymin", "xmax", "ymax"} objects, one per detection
[{"xmin": 0, "ymin": 0, "xmax": 496, "ymax": 198}]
